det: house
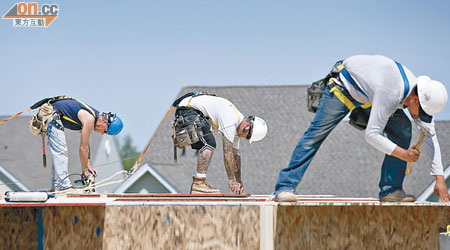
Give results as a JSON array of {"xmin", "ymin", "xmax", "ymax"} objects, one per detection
[
  {"xmin": 0, "ymin": 116, "xmax": 124, "ymax": 193},
  {"xmin": 135, "ymin": 85, "xmax": 450, "ymax": 200}
]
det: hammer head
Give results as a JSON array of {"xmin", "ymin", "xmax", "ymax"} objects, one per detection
[{"xmin": 415, "ymin": 118, "xmax": 435, "ymax": 137}]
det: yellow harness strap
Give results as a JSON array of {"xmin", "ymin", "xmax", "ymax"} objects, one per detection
[
  {"xmin": 328, "ymin": 78, "xmax": 371, "ymax": 111},
  {"xmin": 186, "ymin": 96, "xmax": 241, "ymax": 128},
  {"xmin": 59, "ymin": 98, "xmax": 97, "ymax": 127}
]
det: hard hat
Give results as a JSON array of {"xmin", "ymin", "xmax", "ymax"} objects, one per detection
[
  {"xmin": 104, "ymin": 113, "xmax": 123, "ymax": 135},
  {"xmin": 248, "ymin": 116, "xmax": 268, "ymax": 144},
  {"xmin": 416, "ymin": 75, "xmax": 448, "ymax": 117}
]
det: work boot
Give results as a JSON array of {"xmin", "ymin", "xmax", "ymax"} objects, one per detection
[
  {"xmin": 380, "ymin": 190, "xmax": 416, "ymax": 202},
  {"xmin": 190, "ymin": 176, "xmax": 221, "ymax": 194},
  {"xmin": 274, "ymin": 191, "xmax": 297, "ymax": 202}
]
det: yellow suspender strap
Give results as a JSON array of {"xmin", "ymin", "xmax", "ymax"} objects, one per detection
[
  {"xmin": 186, "ymin": 96, "xmax": 193, "ymax": 107},
  {"xmin": 62, "ymin": 115, "xmax": 80, "ymax": 125},
  {"xmin": 328, "ymin": 78, "xmax": 371, "ymax": 111},
  {"xmin": 74, "ymin": 99, "xmax": 96, "ymax": 119},
  {"xmin": 208, "ymin": 118, "xmax": 219, "ymax": 128},
  {"xmin": 186, "ymin": 96, "xmax": 219, "ymax": 128},
  {"xmin": 186, "ymin": 96, "xmax": 241, "ymax": 128},
  {"xmin": 230, "ymin": 104, "xmax": 241, "ymax": 122},
  {"xmin": 60, "ymin": 98, "xmax": 97, "ymax": 126},
  {"xmin": 330, "ymin": 86, "xmax": 356, "ymax": 111}
]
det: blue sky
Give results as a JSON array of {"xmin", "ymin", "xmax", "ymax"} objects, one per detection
[{"xmin": 1, "ymin": 0, "xmax": 449, "ymax": 150}]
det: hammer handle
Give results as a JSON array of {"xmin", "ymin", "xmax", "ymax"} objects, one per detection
[{"xmin": 405, "ymin": 131, "xmax": 427, "ymax": 175}]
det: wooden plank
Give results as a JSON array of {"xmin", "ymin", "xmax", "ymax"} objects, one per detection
[
  {"xmin": 43, "ymin": 206, "xmax": 105, "ymax": 249},
  {"xmin": 260, "ymin": 205, "xmax": 274, "ymax": 250},
  {"xmin": 113, "ymin": 198, "xmax": 266, "ymax": 202},
  {"xmin": 275, "ymin": 205, "xmax": 450, "ymax": 249},
  {"xmin": 0, "ymin": 207, "xmax": 38, "ymax": 249},
  {"xmin": 103, "ymin": 205, "xmax": 259, "ymax": 249}
]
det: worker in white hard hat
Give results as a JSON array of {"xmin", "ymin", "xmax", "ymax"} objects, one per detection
[
  {"xmin": 173, "ymin": 93, "xmax": 268, "ymax": 194},
  {"xmin": 273, "ymin": 55, "xmax": 449, "ymax": 203}
]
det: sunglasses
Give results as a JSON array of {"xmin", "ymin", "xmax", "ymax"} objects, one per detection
[
  {"xmin": 246, "ymin": 116, "xmax": 255, "ymax": 140},
  {"xmin": 101, "ymin": 112, "xmax": 114, "ymax": 132}
]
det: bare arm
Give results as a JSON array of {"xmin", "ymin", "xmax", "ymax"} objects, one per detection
[
  {"xmin": 222, "ymin": 136, "xmax": 235, "ymax": 180},
  {"xmin": 78, "ymin": 109, "xmax": 97, "ymax": 177},
  {"xmin": 233, "ymin": 148, "xmax": 241, "ymax": 181},
  {"xmin": 223, "ymin": 136, "xmax": 243, "ymax": 194}
]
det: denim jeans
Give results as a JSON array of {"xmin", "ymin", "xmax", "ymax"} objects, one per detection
[
  {"xmin": 274, "ymin": 84, "xmax": 411, "ymax": 198},
  {"xmin": 47, "ymin": 115, "xmax": 72, "ymax": 190}
]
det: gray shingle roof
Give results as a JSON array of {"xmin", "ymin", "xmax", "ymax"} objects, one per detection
[
  {"xmin": 0, "ymin": 116, "xmax": 102, "ymax": 191},
  {"xmin": 141, "ymin": 85, "xmax": 450, "ymax": 197}
]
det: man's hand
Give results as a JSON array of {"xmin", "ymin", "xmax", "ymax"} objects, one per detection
[
  {"xmin": 228, "ymin": 179, "xmax": 244, "ymax": 194},
  {"xmin": 393, "ymin": 146, "xmax": 420, "ymax": 162},
  {"xmin": 88, "ymin": 167, "xmax": 98, "ymax": 177},
  {"xmin": 82, "ymin": 160, "xmax": 98, "ymax": 177},
  {"xmin": 405, "ymin": 145, "xmax": 420, "ymax": 162},
  {"xmin": 434, "ymin": 175, "xmax": 450, "ymax": 203}
]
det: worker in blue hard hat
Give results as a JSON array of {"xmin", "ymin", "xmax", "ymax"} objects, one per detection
[{"xmin": 29, "ymin": 96, "xmax": 123, "ymax": 191}]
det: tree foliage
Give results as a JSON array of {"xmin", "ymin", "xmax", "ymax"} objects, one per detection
[{"xmin": 118, "ymin": 134, "xmax": 140, "ymax": 171}]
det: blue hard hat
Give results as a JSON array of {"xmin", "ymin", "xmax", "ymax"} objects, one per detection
[{"xmin": 105, "ymin": 113, "xmax": 123, "ymax": 135}]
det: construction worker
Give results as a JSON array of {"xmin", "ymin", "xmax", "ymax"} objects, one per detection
[
  {"xmin": 273, "ymin": 55, "xmax": 449, "ymax": 202},
  {"xmin": 39, "ymin": 97, "xmax": 123, "ymax": 191},
  {"xmin": 173, "ymin": 93, "xmax": 268, "ymax": 194}
]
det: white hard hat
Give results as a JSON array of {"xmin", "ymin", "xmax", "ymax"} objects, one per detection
[
  {"xmin": 249, "ymin": 116, "xmax": 268, "ymax": 144},
  {"xmin": 417, "ymin": 75, "xmax": 448, "ymax": 117}
]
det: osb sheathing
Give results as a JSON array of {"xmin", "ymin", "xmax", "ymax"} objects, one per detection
[
  {"xmin": 43, "ymin": 206, "xmax": 105, "ymax": 250},
  {"xmin": 275, "ymin": 205, "xmax": 450, "ymax": 250},
  {"xmin": 0, "ymin": 207, "xmax": 38, "ymax": 249},
  {"xmin": 103, "ymin": 205, "xmax": 260, "ymax": 250}
]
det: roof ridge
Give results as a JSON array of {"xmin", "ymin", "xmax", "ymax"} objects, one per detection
[{"xmin": 180, "ymin": 84, "xmax": 309, "ymax": 89}]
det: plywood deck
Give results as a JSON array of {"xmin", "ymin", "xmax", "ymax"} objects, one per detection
[{"xmin": 1, "ymin": 194, "xmax": 449, "ymax": 249}]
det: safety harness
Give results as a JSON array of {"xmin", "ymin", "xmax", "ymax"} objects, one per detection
[
  {"xmin": 328, "ymin": 61, "xmax": 372, "ymax": 111},
  {"xmin": 171, "ymin": 91, "xmax": 217, "ymax": 163},
  {"xmin": 308, "ymin": 60, "xmax": 410, "ymax": 130},
  {"xmin": 29, "ymin": 95, "xmax": 97, "ymax": 136},
  {"xmin": 28, "ymin": 95, "xmax": 97, "ymax": 168},
  {"xmin": 329, "ymin": 60, "xmax": 410, "ymax": 111}
]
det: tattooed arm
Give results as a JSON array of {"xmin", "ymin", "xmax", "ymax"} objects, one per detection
[
  {"xmin": 223, "ymin": 136, "xmax": 244, "ymax": 194},
  {"xmin": 232, "ymin": 147, "xmax": 241, "ymax": 182}
]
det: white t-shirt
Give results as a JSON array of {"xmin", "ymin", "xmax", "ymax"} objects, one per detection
[
  {"xmin": 338, "ymin": 55, "xmax": 443, "ymax": 176},
  {"xmin": 178, "ymin": 95, "xmax": 244, "ymax": 149}
]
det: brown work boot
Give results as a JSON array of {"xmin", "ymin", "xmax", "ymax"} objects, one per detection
[
  {"xmin": 190, "ymin": 176, "xmax": 221, "ymax": 194},
  {"xmin": 274, "ymin": 191, "xmax": 297, "ymax": 202},
  {"xmin": 380, "ymin": 190, "xmax": 416, "ymax": 202}
]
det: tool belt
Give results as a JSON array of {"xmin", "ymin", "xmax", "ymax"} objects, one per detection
[
  {"xmin": 307, "ymin": 76, "xmax": 328, "ymax": 113},
  {"xmin": 28, "ymin": 103, "xmax": 56, "ymax": 136},
  {"xmin": 172, "ymin": 107, "xmax": 210, "ymax": 163},
  {"xmin": 172, "ymin": 107, "xmax": 209, "ymax": 149}
]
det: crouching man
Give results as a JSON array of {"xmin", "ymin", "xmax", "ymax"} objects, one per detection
[
  {"xmin": 29, "ymin": 96, "xmax": 123, "ymax": 191},
  {"xmin": 172, "ymin": 92, "xmax": 268, "ymax": 194},
  {"xmin": 274, "ymin": 55, "xmax": 449, "ymax": 202}
]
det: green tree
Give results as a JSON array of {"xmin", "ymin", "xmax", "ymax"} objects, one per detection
[{"xmin": 118, "ymin": 135, "xmax": 140, "ymax": 171}]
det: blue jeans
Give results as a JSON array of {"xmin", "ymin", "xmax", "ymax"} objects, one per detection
[
  {"xmin": 274, "ymin": 84, "xmax": 411, "ymax": 198},
  {"xmin": 47, "ymin": 115, "xmax": 72, "ymax": 190}
]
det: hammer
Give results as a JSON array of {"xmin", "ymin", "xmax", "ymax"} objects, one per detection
[{"xmin": 405, "ymin": 125, "xmax": 433, "ymax": 175}]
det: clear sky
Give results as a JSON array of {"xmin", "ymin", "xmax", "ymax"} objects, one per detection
[{"xmin": 1, "ymin": 0, "xmax": 449, "ymax": 150}]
